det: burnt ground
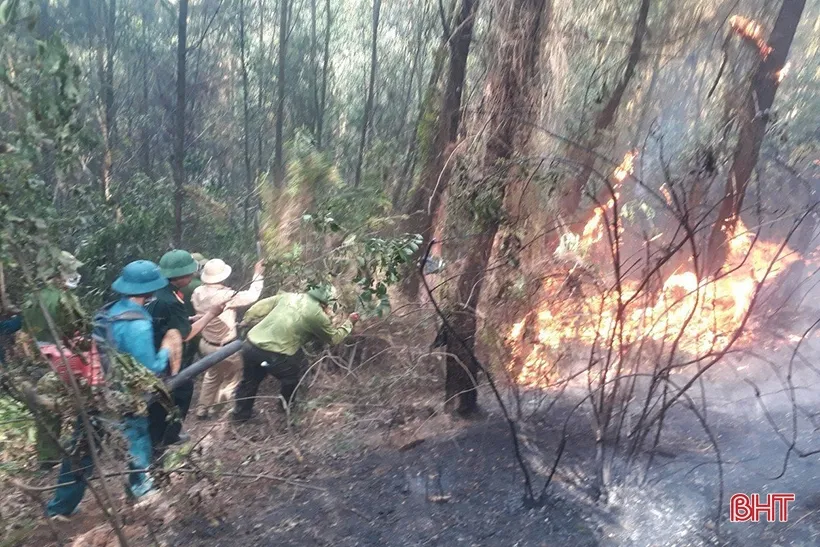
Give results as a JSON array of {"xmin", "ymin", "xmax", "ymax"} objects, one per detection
[
  {"xmin": 161, "ymin": 364, "xmax": 819, "ymax": 547},
  {"xmin": 7, "ymin": 336, "xmax": 820, "ymax": 547},
  {"xmin": 169, "ymin": 418, "xmax": 600, "ymax": 547}
]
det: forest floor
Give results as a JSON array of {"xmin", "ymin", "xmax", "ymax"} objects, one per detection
[{"xmin": 5, "ymin": 327, "xmax": 820, "ymax": 547}]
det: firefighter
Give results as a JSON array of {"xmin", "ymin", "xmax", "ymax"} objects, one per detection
[
  {"xmin": 231, "ymin": 286, "xmax": 358, "ymax": 422},
  {"xmin": 46, "ymin": 260, "xmax": 173, "ymax": 519}
]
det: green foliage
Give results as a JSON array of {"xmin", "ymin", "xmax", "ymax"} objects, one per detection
[
  {"xmin": 1, "ymin": 17, "xmax": 90, "ymax": 293},
  {"xmin": 448, "ymin": 157, "xmax": 509, "ymax": 233},
  {"xmin": 353, "ymin": 233, "xmax": 422, "ymax": 316},
  {"xmin": 0, "ymin": 396, "xmax": 34, "ymax": 475},
  {"xmin": 261, "ymin": 140, "xmax": 418, "ymax": 315}
]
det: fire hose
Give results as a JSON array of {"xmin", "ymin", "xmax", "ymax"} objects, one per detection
[{"xmin": 164, "ymin": 339, "xmax": 244, "ymax": 391}]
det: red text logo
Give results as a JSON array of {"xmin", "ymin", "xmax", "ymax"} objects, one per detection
[{"xmin": 730, "ymin": 493, "xmax": 795, "ymax": 522}]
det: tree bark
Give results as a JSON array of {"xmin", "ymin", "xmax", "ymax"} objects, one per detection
[
  {"xmin": 310, "ymin": 0, "xmax": 320, "ymax": 144},
  {"xmin": 353, "ymin": 0, "xmax": 382, "ymax": 187},
  {"xmin": 393, "ymin": 41, "xmax": 448, "ymax": 208},
  {"xmin": 556, "ymin": 0, "xmax": 651, "ymax": 228},
  {"xmin": 706, "ymin": 0, "xmax": 806, "ymax": 273},
  {"xmin": 100, "ymin": 0, "xmax": 116, "ymax": 203},
  {"xmin": 403, "ymin": 0, "xmax": 480, "ymax": 299},
  {"xmin": 317, "ymin": 0, "xmax": 331, "ymax": 149},
  {"xmin": 257, "ymin": 0, "xmax": 266, "ymax": 177},
  {"xmin": 173, "ymin": 0, "xmax": 189, "ymax": 247},
  {"xmin": 140, "ymin": 3, "xmax": 153, "ymax": 178},
  {"xmin": 443, "ymin": 0, "xmax": 548, "ymax": 415},
  {"xmin": 273, "ymin": 0, "xmax": 289, "ymax": 187},
  {"xmin": 240, "ymin": 0, "xmax": 253, "ymax": 229}
]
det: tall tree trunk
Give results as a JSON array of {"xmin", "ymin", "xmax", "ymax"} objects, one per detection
[
  {"xmin": 310, "ymin": 0, "xmax": 320, "ymax": 144},
  {"xmin": 100, "ymin": 0, "xmax": 116, "ymax": 203},
  {"xmin": 273, "ymin": 0, "xmax": 288, "ymax": 187},
  {"xmin": 353, "ymin": 0, "xmax": 382, "ymax": 187},
  {"xmin": 317, "ymin": 0, "xmax": 331, "ymax": 149},
  {"xmin": 403, "ymin": 0, "xmax": 479, "ymax": 299},
  {"xmin": 556, "ymin": 0, "xmax": 651, "ymax": 229},
  {"xmin": 706, "ymin": 0, "xmax": 806, "ymax": 273},
  {"xmin": 394, "ymin": 38, "xmax": 447, "ymax": 207},
  {"xmin": 443, "ymin": 0, "xmax": 548, "ymax": 415},
  {"xmin": 140, "ymin": 4, "xmax": 153, "ymax": 177},
  {"xmin": 240, "ymin": 0, "xmax": 253, "ymax": 229},
  {"xmin": 257, "ymin": 0, "xmax": 266, "ymax": 177},
  {"xmin": 173, "ymin": 0, "xmax": 189, "ymax": 246}
]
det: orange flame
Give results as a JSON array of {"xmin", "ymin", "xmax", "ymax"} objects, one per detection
[
  {"xmin": 729, "ymin": 15, "xmax": 772, "ymax": 58},
  {"xmin": 575, "ymin": 152, "xmax": 637, "ymax": 249},
  {"xmin": 512, "ymin": 218, "xmax": 798, "ymax": 385},
  {"xmin": 613, "ymin": 151, "xmax": 637, "ymax": 183}
]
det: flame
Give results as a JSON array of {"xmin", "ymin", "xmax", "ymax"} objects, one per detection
[
  {"xmin": 729, "ymin": 15, "xmax": 763, "ymax": 40},
  {"xmin": 659, "ymin": 184, "xmax": 673, "ymax": 206},
  {"xmin": 777, "ymin": 61, "xmax": 791, "ymax": 82},
  {"xmin": 613, "ymin": 151, "xmax": 637, "ymax": 182},
  {"xmin": 729, "ymin": 15, "xmax": 772, "ymax": 58},
  {"xmin": 512, "ymin": 218, "xmax": 798, "ymax": 385},
  {"xmin": 571, "ymin": 152, "xmax": 636, "ymax": 252}
]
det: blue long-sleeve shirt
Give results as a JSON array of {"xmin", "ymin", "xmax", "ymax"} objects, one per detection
[
  {"xmin": 0, "ymin": 315, "xmax": 22, "ymax": 363},
  {"xmin": 109, "ymin": 298, "xmax": 169, "ymax": 375}
]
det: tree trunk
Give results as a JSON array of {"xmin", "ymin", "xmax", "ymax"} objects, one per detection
[
  {"xmin": 257, "ymin": 0, "xmax": 266, "ymax": 177},
  {"xmin": 317, "ymin": 0, "xmax": 331, "ymax": 149},
  {"xmin": 353, "ymin": 0, "xmax": 382, "ymax": 187},
  {"xmin": 556, "ymin": 0, "xmax": 651, "ymax": 228},
  {"xmin": 393, "ymin": 41, "xmax": 448, "ymax": 208},
  {"xmin": 240, "ymin": 0, "xmax": 253, "ymax": 229},
  {"xmin": 310, "ymin": 0, "xmax": 320, "ymax": 144},
  {"xmin": 173, "ymin": 0, "xmax": 189, "ymax": 247},
  {"xmin": 100, "ymin": 0, "xmax": 116, "ymax": 203},
  {"xmin": 140, "ymin": 3, "xmax": 153, "ymax": 178},
  {"xmin": 273, "ymin": 0, "xmax": 289, "ymax": 187},
  {"xmin": 706, "ymin": 0, "xmax": 806, "ymax": 273},
  {"xmin": 443, "ymin": 0, "xmax": 548, "ymax": 415},
  {"xmin": 403, "ymin": 0, "xmax": 480, "ymax": 299}
]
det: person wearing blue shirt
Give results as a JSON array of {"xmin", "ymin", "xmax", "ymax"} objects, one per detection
[
  {"xmin": 0, "ymin": 313, "xmax": 22, "ymax": 363},
  {"xmin": 47, "ymin": 260, "xmax": 171, "ymax": 519}
]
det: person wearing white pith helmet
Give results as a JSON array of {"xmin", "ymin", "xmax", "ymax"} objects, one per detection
[{"xmin": 191, "ymin": 258, "xmax": 265, "ymax": 419}]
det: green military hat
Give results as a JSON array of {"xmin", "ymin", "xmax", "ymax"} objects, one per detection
[
  {"xmin": 57, "ymin": 251, "xmax": 83, "ymax": 277},
  {"xmin": 159, "ymin": 249, "xmax": 198, "ymax": 279},
  {"xmin": 190, "ymin": 252, "xmax": 208, "ymax": 267},
  {"xmin": 307, "ymin": 285, "xmax": 334, "ymax": 306}
]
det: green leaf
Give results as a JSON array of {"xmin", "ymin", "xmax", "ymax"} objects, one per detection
[{"xmin": 0, "ymin": 0, "xmax": 20, "ymax": 26}]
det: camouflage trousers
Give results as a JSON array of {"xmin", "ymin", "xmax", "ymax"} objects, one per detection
[{"xmin": 34, "ymin": 371, "xmax": 68, "ymax": 465}]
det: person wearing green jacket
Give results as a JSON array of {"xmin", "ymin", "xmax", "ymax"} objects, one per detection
[
  {"xmin": 231, "ymin": 287, "xmax": 359, "ymax": 422},
  {"xmin": 20, "ymin": 251, "xmax": 88, "ymax": 468}
]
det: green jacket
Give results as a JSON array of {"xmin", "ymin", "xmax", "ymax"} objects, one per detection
[
  {"xmin": 245, "ymin": 293, "xmax": 353, "ymax": 355},
  {"xmin": 22, "ymin": 285, "xmax": 87, "ymax": 343}
]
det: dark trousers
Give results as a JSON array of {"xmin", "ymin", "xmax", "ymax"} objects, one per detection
[
  {"xmin": 147, "ymin": 379, "xmax": 194, "ymax": 446},
  {"xmin": 47, "ymin": 415, "xmax": 153, "ymax": 516},
  {"xmin": 233, "ymin": 342, "xmax": 306, "ymax": 420}
]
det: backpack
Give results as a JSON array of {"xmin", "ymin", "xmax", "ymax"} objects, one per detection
[{"xmin": 90, "ymin": 301, "xmax": 147, "ymax": 383}]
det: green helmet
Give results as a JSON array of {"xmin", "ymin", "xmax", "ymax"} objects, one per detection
[
  {"xmin": 159, "ymin": 249, "xmax": 198, "ymax": 279},
  {"xmin": 190, "ymin": 252, "xmax": 208, "ymax": 267},
  {"xmin": 58, "ymin": 251, "xmax": 83, "ymax": 277},
  {"xmin": 307, "ymin": 285, "xmax": 334, "ymax": 306}
]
